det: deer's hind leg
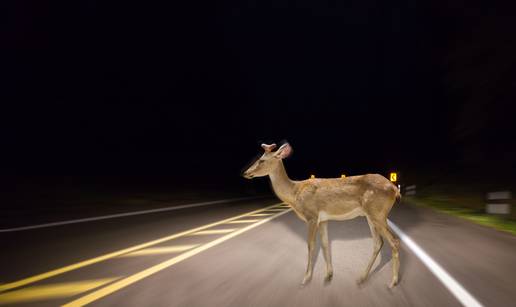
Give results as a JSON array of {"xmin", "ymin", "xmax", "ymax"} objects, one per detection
[
  {"xmin": 378, "ymin": 222, "xmax": 400, "ymax": 288},
  {"xmin": 357, "ymin": 216, "xmax": 383, "ymax": 285},
  {"xmin": 318, "ymin": 221, "xmax": 333, "ymax": 281}
]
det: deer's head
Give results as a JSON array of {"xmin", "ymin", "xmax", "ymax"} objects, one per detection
[{"xmin": 242, "ymin": 142, "xmax": 293, "ymax": 179}]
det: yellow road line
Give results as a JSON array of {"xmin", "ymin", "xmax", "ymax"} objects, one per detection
[
  {"xmin": 0, "ymin": 278, "xmax": 118, "ymax": 305},
  {"xmin": 248, "ymin": 213, "xmax": 274, "ymax": 217},
  {"xmin": 62, "ymin": 208, "xmax": 292, "ymax": 307},
  {"xmin": 189, "ymin": 229, "xmax": 236, "ymax": 235},
  {"xmin": 227, "ymin": 219, "xmax": 260, "ymax": 224},
  {"xmin": 0, "ymin": 203, "xmax": 283, "ymax": 293},
  {"xmin": 119, "ymin": 245, "xmax": 199, "ymax": 257}
]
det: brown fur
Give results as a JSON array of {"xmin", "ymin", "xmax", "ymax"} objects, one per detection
[{"xmin": 243, "ymin": 143, "xmax": 400, "ymax": 287}]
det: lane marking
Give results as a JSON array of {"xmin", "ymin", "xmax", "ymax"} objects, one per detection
[
  {"xmin": 248, "ymin": 213, "xmax": 274, "ymax": 217},
  {"xmin": 388, "ymin": 220, "xmax": 484, "ymax": 307},
  {"xmin": 63, "ymin": 208, "xmax": 292, "ymax": 307},
  {"xmin": 119, "ymin": 245, "xmax": 199, "ymax": 257},
  {"xmin": 0, "ymin": 278, "xmax": 118, "ymax": 305},
  {"xmin": 227, "ymin": 219, "xmax": 260, "ymax": 224},
  {"xmin": 189, "ymin": 229, "xmax": 236, "ymax": 235},
  {"xmin": 0, "ymin": 196, "xmax": 266, "ymax": 233},
  {"xmin": 0, "ymin": 203, "xmax": 282, "ymax": 293}
]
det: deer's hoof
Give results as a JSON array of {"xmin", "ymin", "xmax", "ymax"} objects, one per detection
[
  {"xmin": 300, "ymin": 275, "xmax": 312, "ymax": 287},
  {"xmin": 324, "ymin": 272, "xmax": 333, "ymax": 282},
  {"xmin": 388, "ymin": 279, "xmax": 398, "ymax": 289},
  {"xmin": 356, "ymin": 276, "xmax": 367, "ymax": 286}
]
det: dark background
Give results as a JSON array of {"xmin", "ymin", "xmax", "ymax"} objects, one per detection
[{"xmin": 2, "ymin": 0, "xmax": 516, "ymax": 191}]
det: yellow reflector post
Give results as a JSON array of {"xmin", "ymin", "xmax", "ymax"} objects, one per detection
[{"xmin": 390, "ymin": 172, "xmax": 397, "ymax": 182}]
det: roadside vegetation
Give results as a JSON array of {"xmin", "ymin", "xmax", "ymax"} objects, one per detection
[{"xmin": 405, "ymin": 184, "xmax": 516, "ymax": 236}]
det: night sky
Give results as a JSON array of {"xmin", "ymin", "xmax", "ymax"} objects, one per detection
[{"xmin": 3, "ymin": 0, "xmax": 516, "ymax": 186}]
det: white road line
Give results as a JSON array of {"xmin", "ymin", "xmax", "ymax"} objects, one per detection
[
  {"xmin": 387, "ymin": 220, "xmax": 484, "ymax": 307},
  {"xmin": 0, "ymin": 196, "xmax": 267, "ymax": 233},
  {"xmin": 0, "ymin": 203, "xmax": 282, "ymax": 292}
]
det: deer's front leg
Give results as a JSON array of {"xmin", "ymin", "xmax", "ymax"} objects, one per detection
[{"xmin": 301, "ymin": 220, "xmax": 318, "ymax": 286}]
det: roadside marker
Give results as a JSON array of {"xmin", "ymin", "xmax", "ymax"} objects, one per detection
[{"xmin": 390, "ymin": 172, "xmax": 397, "ymax": 182}]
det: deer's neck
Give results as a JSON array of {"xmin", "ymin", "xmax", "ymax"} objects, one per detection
[{"xmin": 269, "ymin": 161, "xmax": 296, "ymax": 204}]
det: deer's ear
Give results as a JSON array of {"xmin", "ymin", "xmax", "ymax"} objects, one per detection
[
  {"xmin": 274, "ymin": 143, "xmax": 292, "ymax": 159},
  {"xmin": 261, "ymin": 143, "xmax": 277, "ymax": 153}
]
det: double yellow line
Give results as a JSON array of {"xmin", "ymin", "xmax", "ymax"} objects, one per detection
[
  {"xmin": 0, "ymin": 203, "xmax": 291, "ymax": 306},
  {"xmin": 64, "ymin": 205, "xmax": 291, "ymax": 306}
]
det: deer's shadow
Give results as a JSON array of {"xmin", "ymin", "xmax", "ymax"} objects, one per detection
[{"xmin": 274, "ymin": 203, "xmax": 422, "ymax": 284}]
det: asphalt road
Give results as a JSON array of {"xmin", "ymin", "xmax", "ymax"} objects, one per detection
[{"xmin": 1, "ymin": 197, "xmax": 515, "ymax": 306}]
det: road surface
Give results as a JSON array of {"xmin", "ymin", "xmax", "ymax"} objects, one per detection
[{"xmin": 1, "ymin": 197, "xmax": 515, "ymax": 306}]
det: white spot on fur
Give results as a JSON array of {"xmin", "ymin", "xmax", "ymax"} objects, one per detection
[
  {"xmin": 362, "ymin": 190, "xmax": 374, "ymax": 203},
  {"xmin": 318, "ymin": 207, "xmax": 364, "ymax": 222}
]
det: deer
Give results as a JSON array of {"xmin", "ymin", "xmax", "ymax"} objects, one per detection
[{"xmin": 242, "ymin": 142, "xmax": 401, "ymax": 288}]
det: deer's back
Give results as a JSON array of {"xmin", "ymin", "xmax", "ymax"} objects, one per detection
[{"xmin": 293, "ymin": 174, "xmax": 397, "ymax": 221}]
